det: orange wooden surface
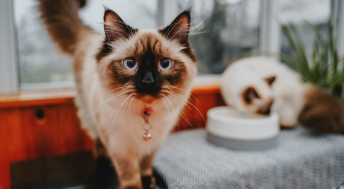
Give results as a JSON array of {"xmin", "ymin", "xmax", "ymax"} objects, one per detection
[
  {"xmin": 0, "ymin": 104, "xmax": 92, "ymax": 189},
  {"xmin": 0, "ymin": 88, "xmax": 75, "ymax": 109},
  {"xmin": 0, "ymin": 83, "xmax": 224, "ymax": 189}
]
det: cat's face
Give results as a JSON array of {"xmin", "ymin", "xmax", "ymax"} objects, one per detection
[
  {"xmin": 96, "ymin": 9, "xmax": 197, "ymax": 104},
  {"xmin": 236, "ymin": 76, "xmax": 276, "ymax": 115}
]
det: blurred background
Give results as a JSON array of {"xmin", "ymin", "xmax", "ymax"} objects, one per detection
[
  {"xmin": 1, "ymin": 0, "xmax": 341, "ymax": 93},
  {"xmin": 1, "ymin": 1, "xmax": 344, "ymax": 188}
]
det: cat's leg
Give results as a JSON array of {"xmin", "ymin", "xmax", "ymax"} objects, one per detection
[
  {"xmin": 140, "ymin": 152, "xmax": 156, "ymax": 189},
  {"xmin": 277, "ymin": 105, "xmax": 298, "ymax": 128},
  {"xmin": 274, "ymin": 100, "xmax": 298, "ymax": 128},
  {"xmin": 75, "ymin": 97, "xmax": 99, "ymax": 141},
  {"xmin": 111, "ymin": 153, "xmax": 143, "ymax": 189}
]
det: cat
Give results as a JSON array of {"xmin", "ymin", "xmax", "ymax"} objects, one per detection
[
  {"xmin": 221, "ymin": 56, "xmax": 344, "ymax": 133},
  {"xmin": 38, "ymin": 0, "xmax": 198, "ymax": 188}
]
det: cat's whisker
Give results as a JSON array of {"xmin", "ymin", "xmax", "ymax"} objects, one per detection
[
  {"xmin": 161, "ymin": 90, "xmax": 193, "ymax": 129},
  {"xmin": 190, "ymin": 21, "xmax": 205, "ymax": 32},
  {"xmin": 161, "ymin": 94, "xmax": 171, "ymax": 114},
  {"xmin": 180, "ymin": 110, "xmax": 193, "ymax": 129},
  {"xmin": 99, "ymin": 93, "xmax": 134, "ymax": 128},
  {"xmin": 110, "ymin": 93, "xmax": 134, "ymax": 126},
  {"xmin": 166, "ymin": 86, "xmax": 199, "ymax": 104},
  {"xmin": 109, "ymin": 86, "xmax": 125, "ymax": 92},
  {"xmin": 101, "ymin": 89, "xmax": 131, "ymax": 107},
  {"xmin": 163, "ymin": 94, "xmax": 174, "ymax": 110},
  {"xmin": 161, "ymin": 90, "xmax": 192, "ymax": 111},
  {"xmin": 173, "ymin": 29, "xmax": 208, "ymax": 38},
  {"xmin": 183, "ymin": 102, "xmax": 206, "ymax": 125},
  {"xmin": 165, "ymin": 90, "xmax": 205, "ymax": 124},
  {"xmin": 127, "ymin": 93, "xmax": 136, "ymax": 128},
  {"xmin": 94, "ymin": 91, "xmax": 127, "ymax": 115},
  {"xmin": 168, "ymin": 23, "xmax": 194, "ymax": 40}
]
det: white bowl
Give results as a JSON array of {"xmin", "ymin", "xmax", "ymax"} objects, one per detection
[{"xmin": 206, "ymin": 106, "xmax": 280, "ymax": 151}]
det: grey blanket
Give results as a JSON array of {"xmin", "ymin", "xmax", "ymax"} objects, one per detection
[{"xmin": 153, "ymin": 128, "xmax": 344, "ymax": 189}]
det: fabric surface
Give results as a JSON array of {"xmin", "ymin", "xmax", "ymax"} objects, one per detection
[{"xmin": 153, "ymin": 127, "xmax": 344, "ymax": 189}]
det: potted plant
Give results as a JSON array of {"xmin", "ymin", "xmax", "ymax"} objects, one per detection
[{"xmin": 281, "ymin": 22, "xmax": 344, "ymax": 100}]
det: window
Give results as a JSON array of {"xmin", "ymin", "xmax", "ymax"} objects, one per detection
[
  {"xmin": 278, "ymin": 0, "xmax": 331, "ymax": 57},
  {"xmin": 14, "ymin": 0, "xmax": 157, "ymax": 90},
  {"xmin": 15, "ymin": 0, "xmax": 73, "ymax": 89},
  {"xmin": 1, "ymin": 0, "xmax": 342, "ymax": 93},
  {"xmin": 176, "ymin": 0, "xmax": 261, "ymax": 74}
]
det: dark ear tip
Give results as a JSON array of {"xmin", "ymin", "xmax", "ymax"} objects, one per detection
[
  {"xmin": 103, "ymin": 8, "xmax": 113, "ymax": 19},
  {"xmin": 103, "ymin": 6, "xmax": 112, "ymax": 14},
  {"xmin": 180, "ymin": 10, "xmax": 191, "ymax": 19},
  {"xmin": 182, "ymin": 10, "xmax": 191, "ymax": 15},
  {"xmin": 103, "ymin": 8, "xmax": 123, "ymax": 22}
]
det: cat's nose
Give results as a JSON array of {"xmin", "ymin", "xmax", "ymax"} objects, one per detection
[
  {"xmin": 257, "ymin": 99, "xmax": 274, "ymax": 115},
  {"xmin": 258, "ymin": 108, "xmax": 271, "ymax": 115},
  {"xmin": 142, "ymin": 71, "xmax": 155, "ymax": 84}
]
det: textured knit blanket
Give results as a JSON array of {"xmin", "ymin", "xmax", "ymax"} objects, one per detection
[{"xmin": 153, "ymin": 128, "xmax": 344, "ymax": 189}]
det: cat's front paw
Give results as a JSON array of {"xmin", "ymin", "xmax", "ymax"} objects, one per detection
[
  {"xmin": 122, "ymin": 184, "xmax": 143, "ymax": 189},
  {"xmin": 142, "ymin": 175, "xmax": 156, "ymax": 189}
]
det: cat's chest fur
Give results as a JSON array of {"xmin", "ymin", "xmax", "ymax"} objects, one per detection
[{"xmin": 72, "ymin": 33, "xmax": 188, "ymax": 156}]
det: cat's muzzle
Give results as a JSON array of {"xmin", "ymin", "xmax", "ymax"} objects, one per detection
[
  {"xmin": 135, "ymin": 71, "xmax": 162, "ymax": 96},
  {"xmin": 257, "ymin": 100, "xmax": 274, "ymax": 115}
]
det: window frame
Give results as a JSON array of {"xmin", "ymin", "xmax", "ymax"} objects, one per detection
[
  {"xmin": 1, "ymin": 0, "xmax": 343, "ymax": 94},
  {"xmin": 0, "ymin": 0, "xmax": 19, "ymax": 93},
  {"xmin": 157, "ymin": 0, "xmax": 177, "ymax": 27},
  {"xmin": 259, "ymin": 0, "xmax": 280, "ymax": 55},
  {"xmin": 332, "ymin": 0, "xmax": 344, "ymax": 56}
]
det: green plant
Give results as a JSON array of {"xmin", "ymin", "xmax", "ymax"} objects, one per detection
[{"xmin": 281, "ymin": 22, "xmax": 344, "ymax": 100}]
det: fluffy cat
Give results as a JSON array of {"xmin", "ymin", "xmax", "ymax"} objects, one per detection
[
  {"xmin": 221, "ymin": 56, "xmax": 343, "ymax": 133},
  {"xmin": 38, "ymin": 0, "xmax": 197, "ymax": 188}
]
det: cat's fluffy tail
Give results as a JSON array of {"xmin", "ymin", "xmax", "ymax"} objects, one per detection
[
  {"xmin": 38, "ymin": 0, "xmax": 90, "ymax": 55},
  {"xmin": 299, "ymin": 86, "xmax": 344, "ymax": 133}
]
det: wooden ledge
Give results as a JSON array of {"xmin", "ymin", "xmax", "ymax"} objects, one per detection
[
  {"xmin": 0, "ymin": 76, "xmax": 221, "ymax": 109},
  {"xmin": 0, "ymin": 88, "xmax": 76, "ymax": 109}
]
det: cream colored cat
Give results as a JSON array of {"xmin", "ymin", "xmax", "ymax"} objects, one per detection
[
  {"xmin": 38, "ymin": 0, "xmax": 197, "ymax": 188},
  {"xmin": 221, "ymin": 57, "xmax": 343, "ymax": 133}
]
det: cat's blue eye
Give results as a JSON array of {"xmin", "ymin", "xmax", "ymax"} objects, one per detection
[
  {"xmin": 159, "ymin": 59, "xmax": 173, "ymax": 71},
  {"xmin": 123, "ymin": 58, "xmax": 137, "ymax": 70}
]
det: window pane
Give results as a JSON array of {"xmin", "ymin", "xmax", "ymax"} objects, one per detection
[
  {"xmin": 14, "ymin": 0, "xmax": 157, "ymax": 90},
  {"xmin": 278, "ymin": 0, "xmax": 330, "ymax": 56},
  {"xmin": 176, "ymin": 0, "xmax": 261, "ymax": 74}
]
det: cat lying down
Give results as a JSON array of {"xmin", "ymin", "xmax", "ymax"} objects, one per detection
[{"xmin": 221, "ymin": 57, "xmax": 344, "ymax": 133}]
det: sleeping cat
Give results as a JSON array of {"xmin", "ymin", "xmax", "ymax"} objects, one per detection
[
  {"xmin": 221, "ymin": 57, "xmax": 343, "ymax": 133},
  {"xmin": 38, "ymin": 0, "xmax": 197, "ymax": 188}
]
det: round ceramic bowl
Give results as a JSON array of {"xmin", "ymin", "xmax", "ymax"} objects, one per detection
[{"xmin": 206, "ymin": 106, "xmax": 280, "ymax": 151}]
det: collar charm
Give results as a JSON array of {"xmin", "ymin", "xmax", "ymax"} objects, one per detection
[{"xmin": 143, "ymin": 108, "xmax": 153, "ymax": 141}]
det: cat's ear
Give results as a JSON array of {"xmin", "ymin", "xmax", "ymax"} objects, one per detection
[
  {"xmin": 265, "ymin": 75, "xmax": 276, "ymax": 86},
  {"xmin": 103, "ymin": 9, "xmax": 137, "ymax": 41},
  {"xmin": 159, "ymin": 11, "xmax": 191, "ymax": 45},
  {"xmin": 242, "ymin": 87, "xmax": 260, "ymax": 104}
]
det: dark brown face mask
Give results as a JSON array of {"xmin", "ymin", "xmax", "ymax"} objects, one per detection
[
  {"xmin": 98, "ymin": 9, "xmax": 195, "ymax": 97},
  {"xmin": 134, "ymin": 49, "xmax": 163, "ymax": 96}
]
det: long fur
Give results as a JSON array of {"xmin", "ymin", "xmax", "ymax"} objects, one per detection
[
  {"xmin": 38, "ymin": 0, "xmax": 90, "ymax": 54},
  {"xmin": 299, "ymin": 87, "xmax": 344, "ymax": 133},
  {"xmin": 38, "ymin": 1, "xmax": 198, "ymax": 188},
  {"xmin": 221, "ymin": 57, "xmax": 344, "ymax": 134}
]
